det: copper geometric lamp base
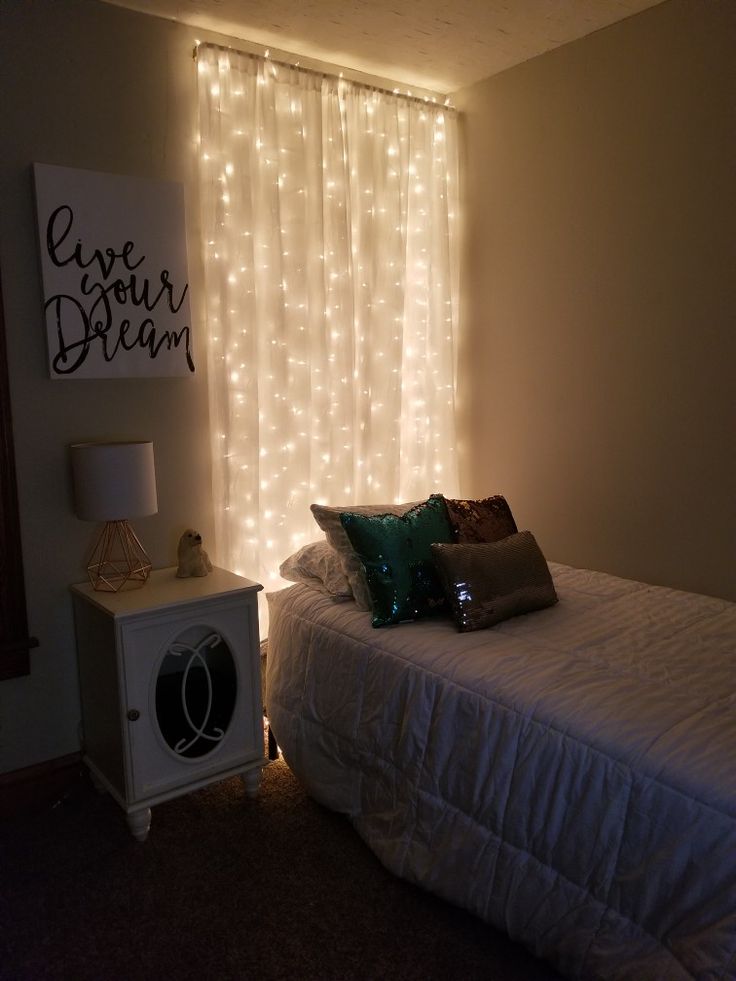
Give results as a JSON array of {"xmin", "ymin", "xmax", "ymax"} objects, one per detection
[{"xmin": 87, "ymin": 520, "xmax": 152, "ymax": 592}]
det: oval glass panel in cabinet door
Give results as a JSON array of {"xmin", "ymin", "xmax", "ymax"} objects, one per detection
[{"xmin": 155, "ymin": 625, "xmax": 237, "ymax": 759}]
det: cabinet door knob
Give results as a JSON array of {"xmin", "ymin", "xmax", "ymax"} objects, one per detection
[{"xmin": 127, "ymin": 709, "xmax": 141, "ymax": 722}]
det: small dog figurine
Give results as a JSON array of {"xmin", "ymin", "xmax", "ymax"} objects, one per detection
[{"xmin": 176, "ymin": 528, "xmax": 213, "ymax": 578}]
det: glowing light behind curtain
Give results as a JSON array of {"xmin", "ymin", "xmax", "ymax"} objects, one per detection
[{"xmin": 197, "ymin": 44, "xmax": 459, "ymax": 603}]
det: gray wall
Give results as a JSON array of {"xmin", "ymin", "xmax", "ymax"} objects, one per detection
[
  {"xmin": 0, "ymin": 0, "xmax": 216, "ymax": 773},
  {"xmin": 454, "ymin": 0, "xmax": 735, "ymax": 601}
]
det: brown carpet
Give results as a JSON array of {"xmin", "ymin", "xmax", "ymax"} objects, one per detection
[{"xmin": 0, "ymin": 758, "xmax": 562, "ymax": 981}]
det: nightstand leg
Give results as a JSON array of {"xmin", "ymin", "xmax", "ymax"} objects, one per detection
[
  {"xmin": 241, "ymin": 767, "xmax": 262, "ymax": 799},
  {"xmin": 89, "ymin": 769, "xmax": 107, "ymax": 795},
  {"xmin": 127, "ymin": 807, "xmax": 152, "ymax": 842}
]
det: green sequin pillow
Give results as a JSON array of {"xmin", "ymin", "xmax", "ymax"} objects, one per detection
[{"xmin": 340, "ymin": 494, "xmax": 454, "ymax": 627}]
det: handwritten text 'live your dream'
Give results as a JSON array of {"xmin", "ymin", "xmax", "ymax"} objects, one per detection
[{"xmin": 44, "ymin": 205, "xmax": 194, "ymax": 375}]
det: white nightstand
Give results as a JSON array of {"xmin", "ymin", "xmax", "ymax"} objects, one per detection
[{"xmin": 71, "ymin": 567, "xmax": 266, "ymax": 841}]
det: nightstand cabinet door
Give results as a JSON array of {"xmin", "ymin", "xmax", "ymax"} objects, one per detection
[{"xmin": 121, "ymin": 596, "xmax": 261, "ymax": 802}]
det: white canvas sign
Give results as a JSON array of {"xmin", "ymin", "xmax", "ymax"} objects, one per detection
[{"xmin": 34, "ymin": 163, "xmax": 194, "ymax": 378}]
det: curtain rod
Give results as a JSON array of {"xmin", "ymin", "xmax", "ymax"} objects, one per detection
[{"xmin": 194, "ymin": 40, "xmax": 455, "ymax": 111}]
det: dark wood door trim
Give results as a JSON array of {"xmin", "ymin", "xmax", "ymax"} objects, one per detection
[{"xmin": 0, "ymin": 271, "xmax": 38, "ymax": 679}]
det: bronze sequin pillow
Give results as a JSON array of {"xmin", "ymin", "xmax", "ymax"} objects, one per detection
[
  {"xmin": 431, "ymin": 531, "xmax": 557, "ymax": 632},
  {"xmin": 443, "ymin": 495, "xmax": 517, "ymax": 544}
]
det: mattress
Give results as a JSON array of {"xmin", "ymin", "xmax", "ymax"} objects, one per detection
[{"xmin": 266, "ymin": 563, "xmax": 736, "ymax": 980}]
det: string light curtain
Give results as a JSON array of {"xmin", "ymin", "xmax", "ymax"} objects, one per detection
[{"xmin": 197, "ymin": 44, "xmax": 459, "ymax": 599}]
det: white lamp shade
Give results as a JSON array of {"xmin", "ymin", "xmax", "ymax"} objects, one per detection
[{"xmin": 71, "ymin": 442, "xmax": 158, "ymax": 521}]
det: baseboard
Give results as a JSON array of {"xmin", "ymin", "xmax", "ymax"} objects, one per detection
[{"xmin": 0, "ymin": 752, "xmax": 83, "ymax": 820}]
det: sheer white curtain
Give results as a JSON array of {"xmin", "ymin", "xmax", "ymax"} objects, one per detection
[{"xmin": 197, "ymin": 44, "xmax": 459, "ymax": 599}]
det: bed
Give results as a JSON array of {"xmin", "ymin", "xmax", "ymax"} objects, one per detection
[{"xmin": 266, "ymin": 554, "xmax": 736, "ymax": 981}]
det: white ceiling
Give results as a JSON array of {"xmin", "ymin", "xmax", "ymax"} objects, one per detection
[{"xmin": 102, "ymin": 0, "xmax": 667, "ymax": 93}]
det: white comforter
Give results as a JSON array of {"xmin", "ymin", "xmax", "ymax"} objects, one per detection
[{"xmin": 266, "ymin": 564, "xmax": 736, "ymax": 980}]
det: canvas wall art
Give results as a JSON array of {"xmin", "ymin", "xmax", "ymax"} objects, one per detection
[{"xmin": 34, "ymin": 163, "xmax": 194, "ymax": 379}]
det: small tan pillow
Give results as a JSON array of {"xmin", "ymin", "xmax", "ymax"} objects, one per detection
[{"xmin": 431, "ymin": 531, "xmax": 557, "ymax": 632}]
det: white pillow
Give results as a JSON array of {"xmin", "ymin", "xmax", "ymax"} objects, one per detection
[{"xmin": 279, "ymin": 540, "xmax": 353, "ymax": 600}]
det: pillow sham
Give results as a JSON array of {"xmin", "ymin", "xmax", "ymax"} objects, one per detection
[
  {"xmin": 279, "ymin": 540, "xmax": 353, "ymax": 600},
  {"xmin": 310, "ymin": 499, "xmax": 422, "ymax": 611},
  {"xmin": 340, "ymin": 494, "xmax": 454, "ymax": 627},
  {"xmin": 443, "ymin": 494, "xmax": 517, "ymax": 544},
  {"xmin": 431, "ymin": 531, "xmax": 557, "ymax": 632}
]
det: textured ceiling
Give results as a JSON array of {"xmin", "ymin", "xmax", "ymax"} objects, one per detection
[{"xmin": 102, "ymin": 0, "xmax": 667, "ymax": 93}]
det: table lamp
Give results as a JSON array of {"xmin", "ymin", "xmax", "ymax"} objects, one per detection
[{"xmin": 71, "ymin": 441, "xmax": 158, "ymax": 592}]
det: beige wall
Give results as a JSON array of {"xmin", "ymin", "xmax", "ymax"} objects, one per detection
[
  {"xmin": 1, "ymin": 0, "xmax": 734, "ymax": 775},
  {"xmin": 454, "ymin": 0, "xmax": 735, "ymax": 601},
  {"xmin": 0, "ymin": 0, "xmax": 219, "ymax": 773}
]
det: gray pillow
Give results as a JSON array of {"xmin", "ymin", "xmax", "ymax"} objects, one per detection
[
  {"xmin": 431, "ymin": 531, "xmax": 558, "ymax": 632},
  {"xmin": 310, "ymin": 500, "xmax": 422, "ymax": 610}
]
